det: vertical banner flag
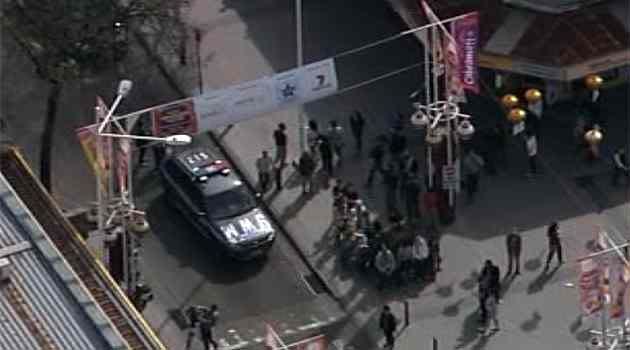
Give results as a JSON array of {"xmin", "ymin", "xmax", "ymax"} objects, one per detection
[
  {"xmin": 453, "ymin": 12, "xmax": 479, "ymax": 93},
  {"xmin": 116, "ymin": 138, "xmax": 130, "ymax": 193},
  {"xmin": 608, "ymin": 261, "xmax": 628, "ymax": 319},
  {"xmin": 421, "ymin": 1, "xmax": 465, "ymax": 101},
  {"xmin": 578, "ymin": 258, "xmax": 603, "ymax": 316},
  {"xmin": 76, "ymin": 96, "xmax": 112, "ymax": 193},
  {"xmin": 151, "ymin": 100, "xmax": 198, "ymax": 137}
]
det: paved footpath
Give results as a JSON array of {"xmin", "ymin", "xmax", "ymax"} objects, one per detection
[{"xmin": 183, "ymin": 2, "xmax": 630, "ymax": 349}]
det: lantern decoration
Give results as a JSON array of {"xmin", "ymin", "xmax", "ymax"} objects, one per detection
[
  {"xmin": 524, "ymin": 88, "xmax": 542, "ymax": 103},
  {"xmin": 456, "ymin": 120, "xmax": 475, "ymax": 141},
  {"xmin": 501, "ymin": 94, "xmax": 520, "ymax": 109},
  {"xmin": 410, "ymin": 110, "xmax": 430, "ymax": 128},
  {"xmin": 129, "ymin": 214, "xmax": 150, "ymax": 234},
  {"xmin": 425, "ymin": 130, "xmax": 443, "ymax": 145},
  {"xmin": 585, "ymin": 74, "xmax": 603, "ymax": 90},
  {"xmin": 584, "ymin": 125, "xmax": 603, "ymax": 145},
  {"xmin": 507, "ymin": 108, "xmax": 527, "ymax": 123}
]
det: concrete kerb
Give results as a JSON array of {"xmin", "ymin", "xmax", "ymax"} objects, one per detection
[{"xmin": 131, "ymin": 30, "xmax": 343, "ymax": 305}]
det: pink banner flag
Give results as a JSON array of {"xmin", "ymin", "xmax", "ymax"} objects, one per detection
[
  {"xmin": 578, "ymin": 258, "xmax": 603, "ymax": 316},
  {"xmin": 453, "ymin": 12, "xmax": 479, "ymax": 94}
]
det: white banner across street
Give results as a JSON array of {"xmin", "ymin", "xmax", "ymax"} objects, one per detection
[{"xmin": 194, "ymin": 58, "xmax": 338, "ymax": 132}]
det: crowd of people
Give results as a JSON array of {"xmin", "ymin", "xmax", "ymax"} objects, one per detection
[{"xmin": 331, "ymin": 179, "xmax": 441, "ymax": 289}]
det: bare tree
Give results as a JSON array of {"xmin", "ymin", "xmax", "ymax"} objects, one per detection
[{"xmin": 2, "ymin": 0, "xmax": 186, "ymax": 191}]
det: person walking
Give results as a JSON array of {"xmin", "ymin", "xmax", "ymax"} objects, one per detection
[
  {"xmin": 318, "ymin": 135, "xmax": 334, "ymax": 175},
  {"xmin": 374, "ymin": 243, "xmax": 396, "ymax": 290},
  {"xmin": 481, "ymin": 260, "xmax": 501, "ymax": 302},
  {"xmin": 297, "ymin": 151, "xmax": 316, "ymax": 194},
  {"xmin": 327, "ymin": 120, "xmax": 345, "ymax": 165},
  {"xmin": 462, "ymin": 149, "xmax": 484, "ymax": 202},
  {"xmin": 403, "ymin": 168, "xmax": 422, "ymax": 225},
  {"xmin": 306, "ymin": 120, "xmax": 320, "ymax": 160},
  {"xmin": 506, "ymin": 228, "xmax": 522, "ymax": 276},
  {"xmin": 388, "ymin": 126, "xmax": 407, "ymax": 162},
  {"xmin": 483, "ymin": 294, "xmax": 500, "ymax": 335},
  {"xmin": 545, "ymin": 222, "xmax": 563, "ymax": 270},
  {"xmin": 525, "ymin": 131, "xmax": 538, "ymax": 176},
  {"xmin": 273, "ymin": 123, "xmax": 288, "ymax": 167},
  {"xmin": 477, "ymin": 267, "xmax": 490, "ymax": 325},
  {"xmin": 612, "ymin": 148, "xmax": 629, "ymax": 186},
  {"xmin": 185, "ymin": 305, "xmax": 208, "ymax": 350},
  {"xmin": 379, "ymin": 305, "xmax": 398, "ymax": 349},
  {"xmin": 365, "ymin": 137, "xmax": 386, "ymax": 186},
  {"xmin": 256, "ymin": 151, "xmax": 274, "ymax": 193},
  {"xmin": 383, "ymin": 161, "xmax": 400, "ymax": 215},
  {"xmin": 349, "ymin": 110, "xmax": 366, "ymax": 153},
  {"xmin": 199, "ymin": 304, "xmax": 219, "ymax": 350}
]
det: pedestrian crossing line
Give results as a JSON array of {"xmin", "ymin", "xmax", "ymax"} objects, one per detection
[{"xmin": 216, "ymin": 317, "xmax": 339, "ymax": 349}]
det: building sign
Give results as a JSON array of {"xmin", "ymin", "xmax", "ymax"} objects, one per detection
[
  {"xmin": 151, "ymin": 100, "xmax": 198, "ymax": 137},
  {"xmin": 453, "ymin": 12, "xmax": 480, "ymax": 93}
]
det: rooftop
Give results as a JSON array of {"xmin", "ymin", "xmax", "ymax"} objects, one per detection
[
  {"xmin": 392, "ymin": 0, "xmax": 630, "ymax": 80},
  {"xmin": 0, "ymin": 146, "xmax": 166, "ymax": 350}
]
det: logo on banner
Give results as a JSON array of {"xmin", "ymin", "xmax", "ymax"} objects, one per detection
[
  {"xmin": 273, "ymin": 69, "xmax": 301, "ymax": 103},
  {"xmin": 453, "ymin": 12, "xmax": 479, "ymax": 94}
]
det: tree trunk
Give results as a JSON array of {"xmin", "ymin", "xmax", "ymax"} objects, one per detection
[{"xmin": 40, "ymin": 81, "xmax": 62, "ymax": 192}]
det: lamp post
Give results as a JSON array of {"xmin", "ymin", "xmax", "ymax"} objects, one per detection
[
  {"xmin": 296, "ymin": 0, "xmax": 306, "ymax": 153},
  {"xmin": 94, "ymin": 80, "xmax": 192, "ymax": 295}
]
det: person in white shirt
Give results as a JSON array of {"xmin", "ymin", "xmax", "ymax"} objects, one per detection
[
  {"xmin": 375, "ymin": 244, "xmax": 396, "ymax": 290},
  {"xmin": 525, "ymin": 131, "xmax": 538, "ymax": 176},
  {"xmin": 411, "ymin": 234, "xmax": 429, "ymax": 278},
  {"xmin": 612, "ymin": 148, "xmax": 629, "ymax": 186}
]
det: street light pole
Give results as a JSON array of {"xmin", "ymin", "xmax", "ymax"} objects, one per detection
[{"xmin": 296, "ymin": 0, "xmax": 306, "ymax": 152}]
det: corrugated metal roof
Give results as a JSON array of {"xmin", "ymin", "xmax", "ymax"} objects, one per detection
[{"xmin": 0, "ymin": 173, "xmax": 124, "ymax": 350}]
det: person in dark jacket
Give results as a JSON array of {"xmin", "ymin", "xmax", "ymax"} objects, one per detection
[
  {"xmin": 199, "ymin": 304, "xmax": 219, "ymax": 350},
  {"xmin": 349, "ymin": 110, "xmax": 366, "ymax": 153},
  {"xmin": 379, "ymin": 305, "xmax": 398, "ymax": 348},
  {"xmin": 296, "ymin": 151, "xmax": 316, "ymax": 194},
  {"xmin": 383, "ymin": 162, "xmax": 400, "ymax": 215},
  {"xmin": 403, "ymin": 168, "xmax": 422, "ymax": 225},
  {"xmin": 545, "ymin": 222, "xmax": 563, "ymax": 270},
  {"xmin": 365, "ymin": 137, "xmax": 386, "ymax": 186},
  {"xmin": 506, "ymin": 228, "xmax": 522, "ymax": 276},
  {"xmin": 318, "ymin": 135, "xmax": 334, "ymax": 175},
  {"xmin": 481, "ymin": 260, "xmax": 501, "ymax": 302}
]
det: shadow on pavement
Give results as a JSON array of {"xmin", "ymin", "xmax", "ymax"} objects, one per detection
[
  {"xmin": 460, "ymin": 270, "xmax": 480, "ymax": 291},
  {"xmin": 520, "ymin": 311, "xmax": 542, "ymax": 332},
  {"xmin": 455, "ymin": 309, "xmax": 482, "ymax": 349},
  {"xmin": 527, "ymin": 265, "xmax": 560, "ymax": 295},
  {"xmin": 523, "ymin": 251, "xmax": 544, "ymax": 272},
  {"xmin": 443, "ymin": 297, "xmax": 466, "ymax": 317}
]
